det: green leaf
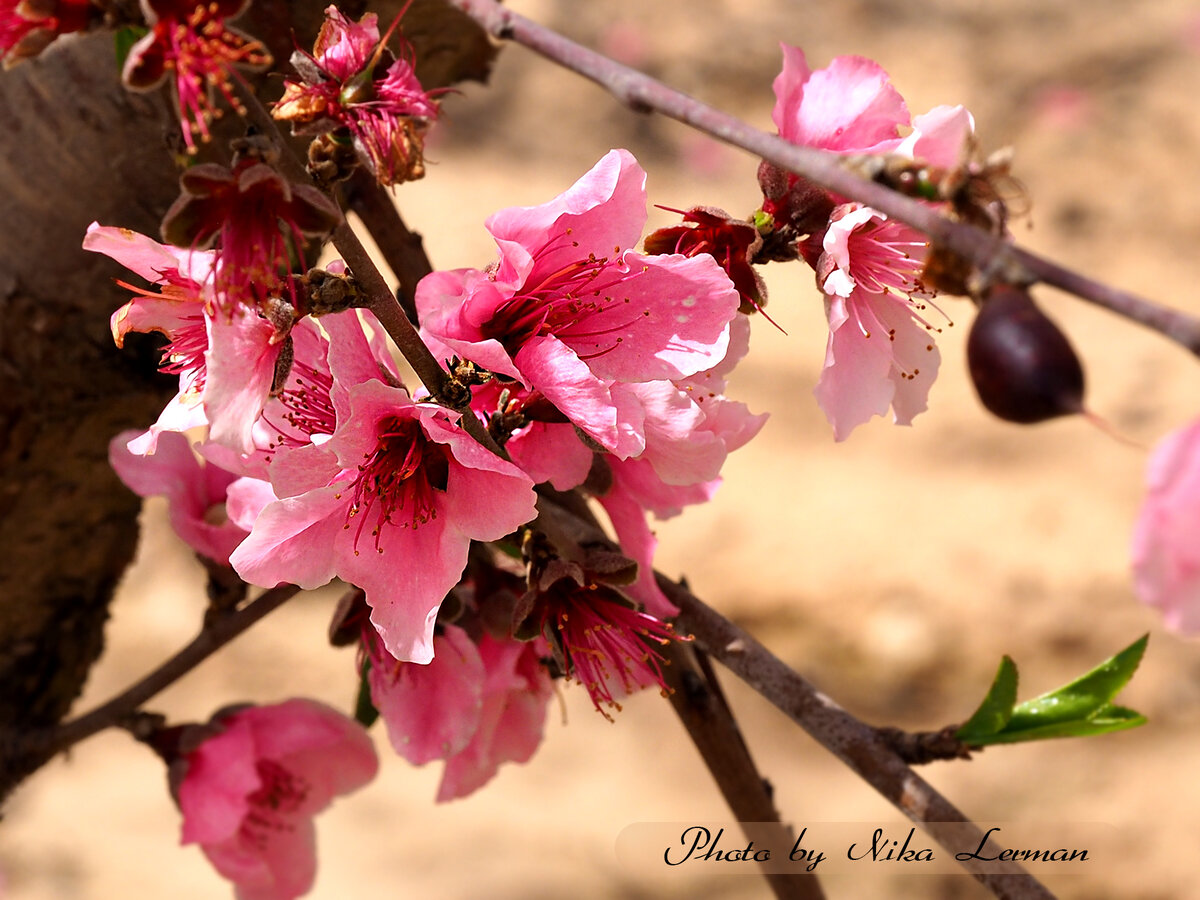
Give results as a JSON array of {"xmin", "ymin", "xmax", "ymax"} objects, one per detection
[
  {"xmin": 964, "ymin": 635, "xmax": 1148, "ymax": 747},
  {"xmin": 975, "ymin": 704, "xmax": 1146, "ymax": 744},
  {"xmin": 354, "ymin": 658, "xmax": 379, "ymax": 729},
  {"xmin": 955, "ymin": 655, "xmax": 1018, "ymax": 742},
  {"xmin": 1003, "ymin": 634, "xmax": 1147, "ymax": 732},
  {"xmin": 114, "ymin": 26, "xmax": 148, "ymax": 71}
]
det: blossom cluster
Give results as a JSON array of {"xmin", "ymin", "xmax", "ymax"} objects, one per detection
[
  {"xmin": 82, "ymin": 13, "xmax": 1195, "ymax": 898},
  {"xmin": 97, "ymin": 59, "xmax": 762, "ymax": 890},
  {"xmin": 760, "ymin": 45, "xmax": 975, "ymax": 440}
]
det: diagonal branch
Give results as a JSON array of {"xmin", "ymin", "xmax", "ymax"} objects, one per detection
[
  {"xmin": 2, "ymin": 584, "xmax": 301, "ymax": 800},
  {"xmin": 661, "ymin": 576, "xmax": 1056, "ymax": 900},
  {"xmin": 449, "ymin": 0, "xmax": 1200, "ymax": 358},
  {"xmin": 663, "ymin": 641, "xmax": 826, "ymax": 900}
]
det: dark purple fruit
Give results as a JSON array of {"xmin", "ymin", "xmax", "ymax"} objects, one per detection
[{"xmin": 967, "ymin": 285, "xmax": 1085, "ymax": 423}]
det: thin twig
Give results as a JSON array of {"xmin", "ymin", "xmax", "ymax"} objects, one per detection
[
  {"xmin": 663, "ymin": 642, "xmax": 825, "ymax": 900},
  {"xmin": 36, "ymin": 584, "xmax": 299, "ymax": 760},
  {"xmin": 661, "ymin": 576, "xmax": 1056, "ymax": 900},
  {"xmin": 236, "ymin": 83, "xmax": 511, "ymax": 456},
  {"xmin": 450, "ymin": 0, "xmax": 1200, "ymax": 357}
]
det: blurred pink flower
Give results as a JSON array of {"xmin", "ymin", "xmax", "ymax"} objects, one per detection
[
  {"xmin": 176, "ymin": 699, "xmax": 377, "ymax": 900},
  {"xmin": 1132, "ymin": 420, "xmax": 1200, "ymax": 633},
  {"xmin": 109, "ymin": 429, "xmax": 248, "ymax": 564},
  {"xmin": 122, "ymin": 0, "xmax": 270, "ymax": 152},
  {"xmin": 1, "ymin": 0, "xmax": 92, "ymax": 64}
]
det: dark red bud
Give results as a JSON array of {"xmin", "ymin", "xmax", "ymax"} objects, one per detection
[{"xmin": 967, "ymin": 285, "xmax": 1084, "ymax": 423}]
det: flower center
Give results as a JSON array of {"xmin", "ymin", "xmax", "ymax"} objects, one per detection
[
  {"xmin": 164, "ymin": 3, "xmax": 270, "ymax": 149},
  {"xmin": 240, "ymin": 758, "xmax": 308, "ymax": 849},
  {"xmin": 345, "ymin": 416, "xmax": 449, "ymax": 554},
  {"xmin": 545, "ymin": 585, "xmax": 676, "ymax": 721},
  {"xmin": 264, "ymin": 360, "xmax": 336, "ymax": 452},
  {"xmin": 482, "ymin": 242, "xmax": 642, "ymax": 361}
]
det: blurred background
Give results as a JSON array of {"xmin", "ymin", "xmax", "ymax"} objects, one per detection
[{"xmin": 5, "ymin": 0, "xmax": 1200, "ymax": 897}]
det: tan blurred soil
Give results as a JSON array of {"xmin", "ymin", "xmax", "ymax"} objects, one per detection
[{"xmin": 6, "ymin": 1, "xmax": 1200, "ymax": 898}]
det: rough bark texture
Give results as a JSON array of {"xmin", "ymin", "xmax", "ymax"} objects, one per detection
[
  {"xmin": 0, "ymin": 0, "xmax": 495, "ymax": 801},
  {"xmin": 0, "ymin": 31, "xmax": 188, "ymax": 800}
]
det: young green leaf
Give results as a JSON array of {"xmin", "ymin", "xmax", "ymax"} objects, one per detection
[
  {"xmin": 955, "ymin": 655, "xmax": 1018, "ymax": 743},
  {"xmin": 959, "ymin": 635, "xmax": 1148, "ymax": 747},
  {"xmin": 974, "ymin": 704, "xmax": 1146, "ymax": 744}
]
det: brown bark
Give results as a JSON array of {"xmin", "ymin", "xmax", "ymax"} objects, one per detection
[
  {"xmin": 0, "ymin": 30, "xmax": 189, "ymax": 801},
  {"xmin": 0, "ymin": 1, "xmax": 494, "ymax": 801}
]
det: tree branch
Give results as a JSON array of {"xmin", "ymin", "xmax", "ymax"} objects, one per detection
[
  {"xmin": 661, "ymin": 577, "xmax": 1056, "ymax": 900},
  {"xmin": 449, "ymin": 0, "xmax": 1200, "ymax": 358},
  {"xmin": 2, "ymin": 583, "xmax": 301, "ymax": 795},
  {"xmin": 663, "ymin": 641, "xmax": 826, "ymax": 900}
]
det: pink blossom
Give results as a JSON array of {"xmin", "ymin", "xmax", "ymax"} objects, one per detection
[
  {"xmin": 417, "ymin": 149, "xmax": 740, "ymax": 458},
  {"xmin": 365, "ymin": 624, "xmax": 485, "ymax": 766},
  {"xmin": 436, "ymin": 633, "xmax": 552, "ymax": 802},
  {"xmin": 1132, "ymin": 419, "xmax": 1200, "ymax": 633},
  {"xmin": 812, "ymin": 205, "xmax": 941, "ymax": 440},
  {"xmin": 122, "ymin": 0, "xmax": 271, "ymax": 152},
  {"xmin": 274, "ymin": 5, "xmax": 439, "ymax": 186},
  {"xmin": 84, "ymin": 222, "xmax": 287, "ymax": 456},
  {"xmin": 361, "ymin": 623, "xmax": 553, "ymax": 801},
  {"xmin": 109, "ymin": 429, "xmax": 248, "ymax": 564},
  {"xmin": 230, "ymin": 377, "xmax": 537, "ymax": 663},
  {"xmin": 771, "ymin": 45, "xmax": 909, "ymax": 154},
  {"xmin": 1, "ymin": 0, "xmax": 92, "ymax": 65},
  {"xmin": 768, "ymin": 45, "xmax": 974, "ymax": 439},
  {"xmin": 176, "ymin": 698, "xmax": 377, "ymax": 900}
]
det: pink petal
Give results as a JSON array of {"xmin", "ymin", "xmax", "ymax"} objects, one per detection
[
  {"xmin": 898, "ymin": 105, "xmax": 975, "ymax": 168},
  {"xmin": 773, "ymin": 46, "xmax": 909, "ymax": 152},
  {"xmin": 505, "ymin": 422, "xmax": 593, "ymax": 491},
  {"xmin": 244, "ymin": 699, "xmax": 378, "ymax": 809},
  {"xmin": 566, "ymin": 252, "xmax": 738, "ymax": 384},
  {"xmin": 225, "ymin": 476, "xmax": 277, "ymax": 532},
  {"xmin": 84, "ymin": 221, "xmax": 214, "ymax": 284},
  {"xmin": 371, "ymin": 625, "xmax": 485, "ymax": 765},
  {"xmin": 596, "ymin": 470, "xmax": 678, "ymax": 619},
  {"xmin": 344, "ymin": 511, "xmax": 464, "ymax": 664},
  {"xmin": 126, "ymin": 391, "xmax": 208, "ymax": 456},
  {"xmin": 179, "ymin": 718, "xmax": 261, "ymax": 845},
  {"xmin": 436, "ymin": 636, "xmax": 551, "ymax": 802},
  {"xmin": 229, "ymin": 487, "xmax": 345, "ymax": 590},
  {"xmin": 204, "ymin": 308, "xmax": 281, "ymax": 455},
  {"xmin": 1133, "ymin": 419, "xmax": 1200, "ymax": 633},
  {"xmin": 514, "ymin": 336, "xmax": 620, "ymax": 451},
  {"xmin": 813, "ymin": 293, "xmax": 896, "ymax": 441},
  {"xmin": 485, "ymin": 149, "xmax": 648, "ymax": 277}
]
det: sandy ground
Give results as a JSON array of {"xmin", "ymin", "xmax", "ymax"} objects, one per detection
[{"xmin": 6, "ymin": 1, "xmax": 1200, "ymax": 898}]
